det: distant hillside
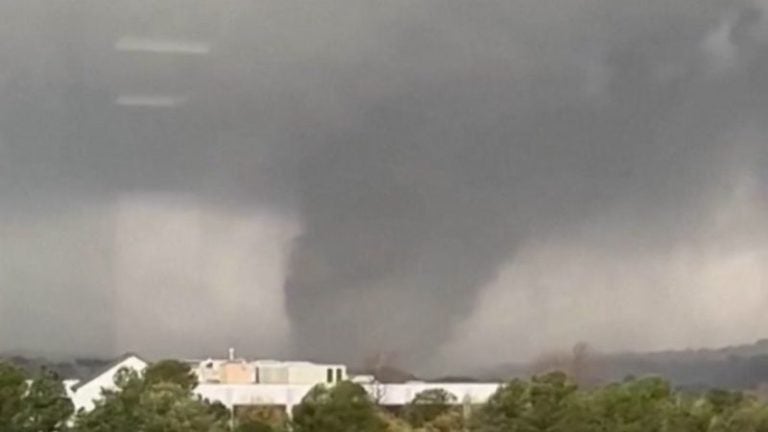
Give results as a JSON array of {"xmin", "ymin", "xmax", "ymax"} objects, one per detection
[
  {"xmin": 619, "ymin": 339, "xmax": 768, "ymax": 363},
  {"xmin": 598, "ymin": 340, "xmax": 768, "ymax": 390},
  {"xmin": 0, "ymin": 353, "xmax": 112, "ymax": 380},
  {"xmin": 482, "ymin": 339, "xmax": 768, "ymax": 391},
  {"xmin": 6, "ymin": 339, "xmax": 768, "ymax": 391}
]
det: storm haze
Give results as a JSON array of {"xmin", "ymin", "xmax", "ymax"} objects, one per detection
[{"xmin": 0, "ymin": 0, "xmax": 767, "ymax": 372}]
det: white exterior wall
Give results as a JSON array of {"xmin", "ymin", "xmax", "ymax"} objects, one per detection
[
  {"xmin": 253, "ymin": 362, "xmax": 289, "ymax": 384},
  {"xmin": 286, "ymin": 364, "xmax": 324, "ymax": 385},
  {"xmin": 286, "ymin": 363, "xmax": 345, "ymax": 385},
  {"xmin": 194, "ymin": 382, "xmax": 501, "ymax": 409},
  {"xmin": 196, "ymin": 359, "xmax": 226, "ymax": 383},
  {"xmin": 63, "ymin": 379, "xmax": 80, "ymax": 400},
  {"xmin": 67, "ymin": 355, "xmax": 500, "ymax": 414},
  {"xmin": 73, "ymin": 376, "xmax": 499, "ymax": 414},
  {"xmin": 351, "ymin": 374, "xmax": 375, "ymax": 384},
  {"xmin": 252, "ymin": 361, "xmax": 346, "ymax": 385},
  {"xmin": 360, "ymin": 382, "xmax": 500, "ymax": 405},
  {"xmin": 70, "ymin": 356, "xmax": 148, "ymax": 412}
]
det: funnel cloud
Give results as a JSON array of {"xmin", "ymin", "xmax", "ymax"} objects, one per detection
[{"xmin": 0, "ymin": 0, "xmax": 766, "ymax": 371}]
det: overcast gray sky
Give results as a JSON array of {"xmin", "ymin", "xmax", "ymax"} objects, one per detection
[{"xmin": 0, "ymin": 0, "xmax": 766, "ymax": 372}]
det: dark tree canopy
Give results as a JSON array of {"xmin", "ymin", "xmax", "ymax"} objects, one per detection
[
  {"xmin": 292, "ymin": 381, "xmax": 387, "ymax": 432},
  {"xmin": 143, "ymin": 360, "xmax": 199, "ymax": 391},
  {"xmin": 15, "ymin": 369, "xmax": 74, "ymax": 432},
  {"xmin": 402, "ymin": 388, "xmax": 458, "ymax": 428},
  {"xmin": 8, "ymin": 358, "xmax": 768, "ymax": 432},
  {"xmin": 74, "ymin": 366, "xmax": 226, "ymax": 432},
  {"xmin": 0, "ymin": 362, "xmax": 27, "ymax": 431}
]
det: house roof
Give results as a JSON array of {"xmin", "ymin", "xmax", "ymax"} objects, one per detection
[{"xmin": 71, "ymin": 352, "xmax": 148, "ymax": 391}]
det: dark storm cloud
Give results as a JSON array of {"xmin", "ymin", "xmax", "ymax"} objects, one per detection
[
  {"xmin": 0, "ymin": 1, "xmax": 766, "ymax": 366},
  {"xmin": 282, "ymin": 0, "xmax": 768, "ymax": 364}
]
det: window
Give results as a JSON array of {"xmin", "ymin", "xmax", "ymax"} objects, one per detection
[
  {"xmin": 326, "ymin": 368, "xmax": 333, "ymax": 383},
  {"xmin": 336, "ymin": 368, "xmax": 343, "ymax": 382}
]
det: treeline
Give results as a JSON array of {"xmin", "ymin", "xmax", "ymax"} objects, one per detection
[
  {"xmin": 0, "ymin": 354, "xmax": 112, "ymax": 381},
  {"xmin": 487, "ymin": 341, "xmax": 768, "ymax": 392},
  {"xmin": 597, "ymin": 354, "xmax": 768, "ymax": 391},
  {"xmin": 4, "ymin": 360, "xmax": 768, "ymax": 432},
  {"xmin": 8, "ymin": 338, "xmax": 768, "ymax": 390}
]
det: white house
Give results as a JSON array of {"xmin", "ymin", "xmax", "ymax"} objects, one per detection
[
  {"xmin": 69, "ymin": 353, "xmax": 148, "ymax": 412},
  {"xmin": 195, "ymin": 382, "xmax": 501, "ymax": 414},
  {"xmin": 67, "ymin": 353, "xmax": 501, "ymax": 415}
]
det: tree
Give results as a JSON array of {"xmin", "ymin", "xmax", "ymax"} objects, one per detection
[
  {"xmin": 585, "ymin": 376, "xmax": 675, "ymax": 432},
  {"xmin": 534, "ymin": 372, "xmax": 582, "ymax": 429},
  {"xmin": 662, "ymin": 395, "xmax": 717, "ymax": 432},
  {"xmin": 235, "ymin": 406, "xmax": 288, "ymax": 432},
  {"xmin": 379, "ymin": 411, "xmax": 414, "ymax": 432},
  {"xmin": 134, "ymin": 383, "xmax": 228, "ymax": 432},
  {"xmin": 15, "ymin": 369, "xmax": 74, "ymax": 432},
  {"xmin": 421, "ymin": 410, "xmax": 465, "ymax": 432},
  {"xmin": 705, "ymin": 389, "xmax": 747, "ymax": 415},
  {"xmin": 235, "ymin": 418, "xmax": 276, "ymax": 432},
  {"xmin": 721, "ymin": 402, "xmax": 768, "ymax": 432},
  {"xmin": 470, "ymin": 372, "xmax": 586, "ymax": 432},
  {"xmin": 73, "ymin": 369, "xmax": 149, "ymax": 432},
  {"xmin": 143, "ymin": 360, "xmax": 198, "ymax": 391},
  {"xmin": 0, "ymin": 362, "xmax": 27, "ymax": 432},
  {"xmin": 74, "ymin": 367, "xmax": 227, "ymax": 432},
  {"xmin": 469, "ymin": 378, "xmax": 528, "ymax": 432},
  {"xmin": 402, "ymin": 389, "xmax": 457, "ymax": 428},
  {"xmin": 292, "ymin": 381, "xmax": 387, "ymax": 432},
  {"xmin": 207, "ymin": 400, "xmax": 231, "ymax": 424}
]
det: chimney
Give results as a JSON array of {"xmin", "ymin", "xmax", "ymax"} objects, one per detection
[{"xmin": 228, "ymin": 347, "xmax": 235, "ymax": 361}]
